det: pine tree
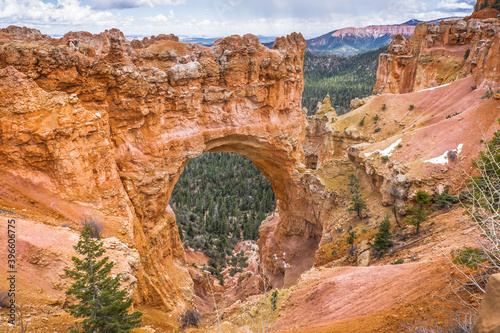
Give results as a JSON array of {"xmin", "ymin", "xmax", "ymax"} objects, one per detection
[
  {"xmin": 65, "ymin": 223, "xmax": 142, "ymax": 333},
  {"xmin": 347, "ymin": 173, "xmax": 367, "ymax": 219},
  {"xmin": 347, "ymin": 230, "xmax": 357, "ymax": 250},
  {"xmin": 433, "ymin": 186, "xmax": 459, "ymax": 210},
  {"xmin": 372, "ymin": 215, "xmax": 393, "ymax": 254},
  {"xmin": 404, "ymin": 190, "xmax": 431, "ymax": 234}
]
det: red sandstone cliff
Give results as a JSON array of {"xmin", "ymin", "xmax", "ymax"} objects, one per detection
[{"xmin": 373, "ymin": 18, "xmax": 500, "ymax": 94}]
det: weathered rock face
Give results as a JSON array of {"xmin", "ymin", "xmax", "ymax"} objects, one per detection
[
  {"xmin": 473, "ymin": 273, "xmax": 500, "ymax": 333},
  {"xmin": 373, "ymin": 18, "xmax": 500, "ymax": 94},
  {"xmin": 0, "ymin": 26, "xmax": 327, "ymax": 307},
  {"xmin": 0, "ymin": 25, "xmax": 51, "ymax": 42}
]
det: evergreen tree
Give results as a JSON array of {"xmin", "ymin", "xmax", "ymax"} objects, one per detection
[
  {"xmin": 65, "ymin": 224, "xmax": 142, "ymax": 333},
  {"xmin": 347, "ymin": 172, "xmax": 367, "ymax": 219},
  {"xmin": 178, "ymin": 224, "xmax": 184, "ymax": 242},
  {"xmin": 404, "ymin": 190, "xmax": 431, "ymax": 234},
  {"xmin": 372, "ymin": 215, "xmax": 393, "ymax": 255},
  {"xmin": 347, "ymin": 230, "xmax": 357, "ymax": 250},
  {"xmin": 433, "ymin": 186, "xmax": 459, "ymax": 210},
  {"xmin": 186, "ymin": 221, "xmax": 195, "ymax": 238}
]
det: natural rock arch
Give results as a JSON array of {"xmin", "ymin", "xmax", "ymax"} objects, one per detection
[{"xmin": 0, "ymin": 27, "xmax": 329, "ymax": 310}]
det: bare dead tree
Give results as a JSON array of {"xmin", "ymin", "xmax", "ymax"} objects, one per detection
[
  {"xmin": 440, "ymin": 115, "xmax": 500, "ymax": 312},
  {"xmin": 203, "ymin": 271, "xmax": 222, "ymax": 333}
]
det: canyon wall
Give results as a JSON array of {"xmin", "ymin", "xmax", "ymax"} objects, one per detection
[
  {"xmin": 373, "ymin": 18, "xmax": 500, "ymax": 94},
  {"xmin": 0, "ymin": 26, "xmax": 326, "ymax": 309}
]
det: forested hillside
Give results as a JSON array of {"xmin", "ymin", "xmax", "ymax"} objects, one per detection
[
  {"xmin": 170, "ymin": 152, "xmax": 276, "ymax": 280},
  {"xmin": 302, "ymin": 47, "xmax": 386, "ymax": 115}
]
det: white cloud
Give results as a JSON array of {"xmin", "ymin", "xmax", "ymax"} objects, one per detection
[
  {"xmin": 87, "ymin": 0, "xmax": 185, "ymax": 9},
  {"xmin": 145, "ymin": 10, "xmax": 175, "ymax": 22},
  {"xmin": 437, "ymin": 0, "xmax": 475, "ymax": 11},
  {"xmin": 0, "ymin": 0, "xmax": 130, "ymax": 26},
  {"xmin": 0, "ymin": 0, "xmax": 478, "ymax": 38}
]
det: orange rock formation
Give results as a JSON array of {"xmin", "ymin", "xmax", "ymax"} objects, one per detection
[
  {"xmin": 374, "ymin": 18, "xmax": 500, "ymax": 94},
  {"xmin": 0, "ymin": 26, "xmax": 331, "ymax": 310}
]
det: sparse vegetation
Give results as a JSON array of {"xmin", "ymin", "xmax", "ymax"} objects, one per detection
[
  {"xmin": 404, "ymin": 190, "xmax": 431, "ymax": 234},
  {"xmin": 359, "ymin": 116, "xmax": 365, "ymax": 126},
  {"xmin": 450, "ymin": 121, "xmax": 500, "ymax": 305},
  {"xmin": 271, "ymin": 290, "xmax": 279, "ymax": 311},
  {"xmin": 229, "ymin": 267, "xmax": 240, "ymax": 277},
  {"xmin": 82, "ymin": 216, "xmax": 103, "ymax": 239},
  {"xmin": 464, "ymin": 48, "xmax": 470, "ymax": 60},
  {"xmin": 480, "ymin": 87, "xmax": 498, "ymax": 99},
  {"xmin": 179, "ymin": 309, "xmax": 202, "ymax": 328},
  {"xmin": 452, "ymin": 247, "xmax": 489, "ymax": 270},
  {"xmin": 446, "ymin": 112, "xmax": 462, "ymax": 119},
  {"xmin": 347, "ymin": 230, "xmax": 357, "ymax": 250},
  {"xmin": 392, "ymin": 258, "xmax": 404, "ymax": 265},
  {"xmin": 373, "ymin": 114, "xmax": 379, "ymax": 123},
  {"xmin": 381, "ymin": 155, "xmax": 390, "ymax": 163},
  {"xmin": 381, "ymin": 104, "xmax": 387, "ymax": 111},
  {"xmin": 229, "ymin": 250, "xmax": 249, "ymax": 276},
  {"xmin": 409, "ymin": 104, "xmax": 415, "ymax": 111},
  {"xmin": 404, "ymin": 313, "xmax": 474, "ymax": 333}
]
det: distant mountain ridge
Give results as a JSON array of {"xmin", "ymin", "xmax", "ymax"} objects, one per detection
[
  {"xmin": 329, "ymin": 24, "xmax": 415, "ymax": 39},
  {"xmin": 303, "ymin": 17, "xmax": 461, "ymax": 56}
]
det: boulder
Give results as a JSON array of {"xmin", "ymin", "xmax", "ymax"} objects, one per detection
[{"xmin": 473, "ymin": 273, "xmax": 500, "ymax": 333}]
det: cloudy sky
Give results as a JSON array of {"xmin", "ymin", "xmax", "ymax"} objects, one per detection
[{"xmin": 0, "ymin": 0, "xmax": 476, "ymax": 38}]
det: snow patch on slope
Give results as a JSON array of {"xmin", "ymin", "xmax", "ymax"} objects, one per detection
[
  {"xmin": 418, "ymin": 82, "xmax": 452, "ymax": 92},
  {"xmin": 424, "ymin": 144, "xmax": 463, "ymax": 165},
  {"xmin": 365, "ymin": 139, "xmax": 402, "ymax": 157}
]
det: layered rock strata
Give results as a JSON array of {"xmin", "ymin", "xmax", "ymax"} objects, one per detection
[{"xmin": 374, "ymin": 18, "xmax": 500, "ymax": 94}]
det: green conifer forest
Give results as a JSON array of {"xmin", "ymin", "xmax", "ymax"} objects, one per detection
[
  {"xmin": 170, "ymin": 152, "xmax": 276, "ymax": 275},
  {"xmin": 302, "ymin": 47, "xmax": 386, "ymax": 115}
]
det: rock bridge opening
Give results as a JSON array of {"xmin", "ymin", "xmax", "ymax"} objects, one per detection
[{"xmin": 170, "ymin": 150, "xmax": 277, "ymax": 277}]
